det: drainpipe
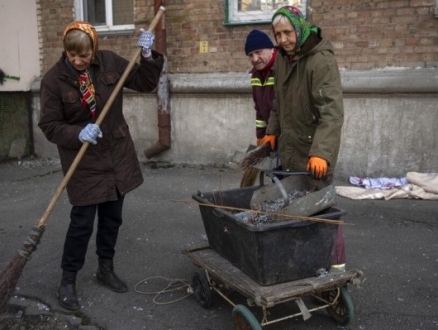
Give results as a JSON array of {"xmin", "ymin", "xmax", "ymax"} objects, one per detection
[{"xmin": 144, "ymin": 1, "xmax": 171, "ymax": 159}]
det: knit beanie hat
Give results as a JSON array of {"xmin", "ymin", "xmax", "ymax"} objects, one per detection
[{"xmin": 244, "ymin": 30, "xmax": 274, "ymax": 55}]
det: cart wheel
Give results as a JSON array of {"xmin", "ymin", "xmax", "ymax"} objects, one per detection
[
  {"xmin": 192, "ymin": 271, "xmax": 212, "ymax": 308},
  {"xmin": 322, "ymin": 287, "xmax": 354, "ymax": 326},
  {"xmin": 232, "ymin": 304, "xmax": 262, "ymax": 330}
]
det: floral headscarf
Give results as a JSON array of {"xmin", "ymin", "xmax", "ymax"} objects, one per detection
[
  {"xmin": 272, "ymin": 6, "xmax": 316, "ymax": 54},
  {"xmin": 63, "ymin": 21, "xmax": 99, "ymax": 60},
  {"xmin": 63, "ymin": 21, "xmax": 99, "ymax": 118}
]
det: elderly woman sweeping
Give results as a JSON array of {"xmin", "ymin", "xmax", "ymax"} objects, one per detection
[{"xmin": 38, "ymin": 21, "xmax": 163, "ymax": 310}]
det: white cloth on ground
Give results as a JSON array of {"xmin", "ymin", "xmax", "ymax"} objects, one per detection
[
  {"xmin": 336, "ymin": 172, "xmax": 438, "ymax": 200},
  {"xmin": 349, "ymin": 176, "xmax": 408, "ymax": 189}
]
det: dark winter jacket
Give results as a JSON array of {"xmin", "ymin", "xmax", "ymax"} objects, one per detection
[
  {"xmin": 250, "ymin": 64, "xmax": 275, "ymax": 139},
  {"xmin": 266, "ymin": 29, "xmax": 344, "ymax": 177},
  {"xmin": 39, "ymin": 50, "xmax": 164, "ymax": 206}
]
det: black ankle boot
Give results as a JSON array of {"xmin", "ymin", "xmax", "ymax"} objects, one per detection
[
  {"xmin": 58, "ymin": 270, "xmax": 80, "ymax": 311},
  {"xmin": 96, "ymin": 258, "xmax": 128, "ymax": 293}
]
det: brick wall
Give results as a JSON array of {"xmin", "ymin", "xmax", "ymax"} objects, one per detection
[
  {"xmin": 37, "ymin": 0, "xmax": 156, "ymax": 73},
  {"xmin": 310, "ymin": 0, "xmax": 438, "ymax": 70},
  {"xmin": 37, "ymin": 0, "xmax": 438, "ymax": 74}
]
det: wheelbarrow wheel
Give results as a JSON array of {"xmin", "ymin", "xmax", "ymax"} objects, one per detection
[
  {"xmin": 322, "ymin": 287, "xmax": 354, "ymax": 326},
  {"xmin": 192, "ymin": 271, "xmax": 212, "ymax": 308},
  {"xmin": 232, "ymin": 304, "xmax": 262, "ymax": 330}
]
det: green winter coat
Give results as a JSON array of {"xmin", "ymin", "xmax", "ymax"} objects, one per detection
[{"xmin": 266, "ymin": 29, "xmax": 344, "ymax": 178}]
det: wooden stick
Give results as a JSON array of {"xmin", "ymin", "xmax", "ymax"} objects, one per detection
[
  {"xmin": 171, "ymin": 200, "xmax": 349, "ymax": 225},
  {"xmin": 37, "ymin": 7, "xmax": 166, "ymax": 228}
]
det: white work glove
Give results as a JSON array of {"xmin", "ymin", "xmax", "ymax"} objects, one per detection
[
  {"xmin": 79, "ymin": 124, "xmax": 102, "ymax": 145},
  {"xmin": 137, "ymin": 29, "xmax": 155, "ymax": 58}
]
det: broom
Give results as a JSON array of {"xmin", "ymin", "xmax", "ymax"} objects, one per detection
[
  {"xmin": 239, "ymin": 143, "xmax": 272, "ymax": 172},
  {"xmin": 0, "ymin": 6, "xmax": 166, "ymax": 314},
  {"xmin": 239, "ymin": 167, "xmax": 260, "ymax": 187}
]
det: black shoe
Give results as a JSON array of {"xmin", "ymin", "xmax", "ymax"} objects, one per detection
[
  {"xmin": 58, "ymin": 270, "xmax": 80, "ymax": 311},
  {"xmin": 96, "ymin": 258, "xmax": 128, "ymax": 293}
]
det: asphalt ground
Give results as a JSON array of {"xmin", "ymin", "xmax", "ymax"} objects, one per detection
[{"xmin": 0, "ymin": 157, "xmax": 437, "ymax": 330}]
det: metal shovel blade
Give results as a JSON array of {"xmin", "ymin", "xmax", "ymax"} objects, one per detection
[{"xmin": 250, "ymin": 172, "xmax": 336, "ymax": 218}]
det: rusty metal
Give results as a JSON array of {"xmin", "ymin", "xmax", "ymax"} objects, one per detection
[{"xmin": 144, "ymin": 0, "xmax": 171, "ymax": 159}]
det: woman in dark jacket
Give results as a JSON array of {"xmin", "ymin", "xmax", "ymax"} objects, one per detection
[{"xmin": 38, "ymin": 21, "xmax": 164, "ymax": 310}]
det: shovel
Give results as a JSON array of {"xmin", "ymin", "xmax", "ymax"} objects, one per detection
[{"xmin": 250, "ymin": 170, "xmax": 336, "ymax": 218}]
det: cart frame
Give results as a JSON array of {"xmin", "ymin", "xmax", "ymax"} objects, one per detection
[{"xmin": 183, "ymin": 243, "xmax": 363, "ymax": 329}]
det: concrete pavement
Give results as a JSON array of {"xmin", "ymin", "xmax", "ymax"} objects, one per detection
[{"xmin": 0, "ymin": 158, "xmax": 437, "ymax": 330}]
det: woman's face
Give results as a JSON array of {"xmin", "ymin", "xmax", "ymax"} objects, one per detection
[
  {"xmin": 66, "ymin": 47, "xmax": 93, "ymax": 72},
  {"xmin": 273, "ymin": 19, "xmax": 297, "ymax": 52}
]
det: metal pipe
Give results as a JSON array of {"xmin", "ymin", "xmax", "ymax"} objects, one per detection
[{"xmin": 144, "ymin": 0, "xmax": 171, "ymax": 159}]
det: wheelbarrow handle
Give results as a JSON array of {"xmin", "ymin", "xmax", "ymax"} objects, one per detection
[{"xmin": 266, "ymin": 170, "xmax": 310, "ymax": 177}]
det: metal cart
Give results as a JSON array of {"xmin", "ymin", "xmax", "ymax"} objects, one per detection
[{"xmin": 183, "ymin": 243, "xmax": 363, "ymax": 330}]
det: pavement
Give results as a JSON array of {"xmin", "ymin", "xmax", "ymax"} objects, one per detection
[{"xmin": 0, "ymin": 157, "xmax": 437, "ymax": 330}]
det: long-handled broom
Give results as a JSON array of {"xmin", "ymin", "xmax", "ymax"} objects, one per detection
[{"xmin": 0, "ymin": 6, "xmax": 166, "ymax": 314}]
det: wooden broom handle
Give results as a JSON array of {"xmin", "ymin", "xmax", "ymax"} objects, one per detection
[{"xmin": 38, "ymin": 6, "xmax": 166, "ymax": 228}]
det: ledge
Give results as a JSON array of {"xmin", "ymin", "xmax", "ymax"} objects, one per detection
[
  {"xmin": 31, "ymin": 69, "xmax": 438, "ymax": 95},
  {"xmin": 168, "ymin": 69, "xmax": 438, "ymax": 94},
  {"xmin": 341, "ymin": 69, "xmax": 438, "ymax": 94}
]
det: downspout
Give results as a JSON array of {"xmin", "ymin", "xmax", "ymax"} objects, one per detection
[{"xmin": 144, "ymin": 1, "xmax": 171, "ymax": 159}]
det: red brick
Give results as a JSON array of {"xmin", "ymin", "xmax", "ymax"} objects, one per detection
[{"xmin": 37, "ymin": 0, "xmax": 438, "ymax": 73}]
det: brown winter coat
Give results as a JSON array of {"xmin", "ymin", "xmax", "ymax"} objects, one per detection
[
  {"xmin": 39, "ymin": 50, "xmax": 164, "ymax": 206},
  {"xmin": 266, "ymin": 29, "xmax": 344, "ymax": 177}
]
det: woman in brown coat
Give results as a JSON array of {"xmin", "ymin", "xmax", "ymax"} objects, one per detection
[{"xmin": 38, "ymin": 21, "xmax": 163, "ymax": 310}]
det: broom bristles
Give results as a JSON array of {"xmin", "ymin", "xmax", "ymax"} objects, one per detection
[
  {"xmin": 240, "ymin": 167, "xmax": 260, "ymax": 187},
  {"xmin": 0, "ymin": 253, "xmax": 28, "ymax": 314},
  {"xmin": 239, "ymin": 144, "xmax": 271, "ymax": 171},
  {"xmin": 0, "ymin": 225, "xmax": 44, "ymax": 314}
]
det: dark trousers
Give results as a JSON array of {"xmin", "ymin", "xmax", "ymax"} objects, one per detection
[
  {"xmin": 61, "ymin": 194, "xmax": 125, "ymax": 272},
  {"xmin": 331, "ymin": 224, "xmax": 346, "ymax": 266}
]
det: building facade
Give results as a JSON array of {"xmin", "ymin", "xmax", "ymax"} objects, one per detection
[{"xmin": 1, "ymin": 0, "xmax": 438, "ymax": 177}]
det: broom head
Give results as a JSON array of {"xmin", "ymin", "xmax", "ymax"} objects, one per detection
[
  {"xmin": 0, "ymin": 226, "xmax": 44, "ymax": 314},
  {"xmin": 240, "ymin": 167, "xmax": 260, "ymax": 187},
  {"xmin": 239, "ymin": 143, "xmax": 272, "ymax": 171}
]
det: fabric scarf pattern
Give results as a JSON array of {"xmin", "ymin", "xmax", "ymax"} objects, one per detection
[
  {"xmin": 272, "ymin": 6, "xmax": 317, "ymax": 58},
  {"xmin": 63, "ymin": 21, "xmax": 99, "ymax": 60},
  {"xmin": 63, "ymin": 21, "xmax": 99, "ymax": 118},
  {"xmin": 78, "ymin": 70, "xmax": 96, "ymax": 118}
]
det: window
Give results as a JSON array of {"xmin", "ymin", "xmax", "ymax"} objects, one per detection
[
  {"xmin": 225, "ymin": 0, "xmax": 307, "ymax": 25},
  {"xmin": 74, "ymin": 0, "xmax": 135, "ymax": 35}
]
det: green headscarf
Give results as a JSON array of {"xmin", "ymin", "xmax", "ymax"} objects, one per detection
[{"xmin": 272, "ymin": 6, "xmax": 317, "ymax": 54}]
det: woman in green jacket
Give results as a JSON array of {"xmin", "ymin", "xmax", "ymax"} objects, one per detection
[
  {"xmin": 261, "ymin": 6, "xmax": 344, "ymax": 188},
  {"xmin": 260, "ymin": 6, "xmax": 345, "ymax": 272}
]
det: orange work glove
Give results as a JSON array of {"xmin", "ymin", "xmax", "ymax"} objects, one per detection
[
  {"xmin": 256, "ymin": 138, "xmax": 263, "ymax": 146},
  {"xmin": 259, "ymin": 135, "xmax": 276, "ymax": 150},
  {"xmin": 306, "ymin": 156, "xmax": 328, "ymax": 179}
]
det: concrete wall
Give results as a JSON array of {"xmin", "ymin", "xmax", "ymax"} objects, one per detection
[{"xmin": 31, "ymin": 69, "xmax": 438, "ymax": 180}]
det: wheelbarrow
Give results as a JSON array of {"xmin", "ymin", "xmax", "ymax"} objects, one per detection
[{"xmin": 183, "ymin": 182, "xmax": 363, "ymax": 329}]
